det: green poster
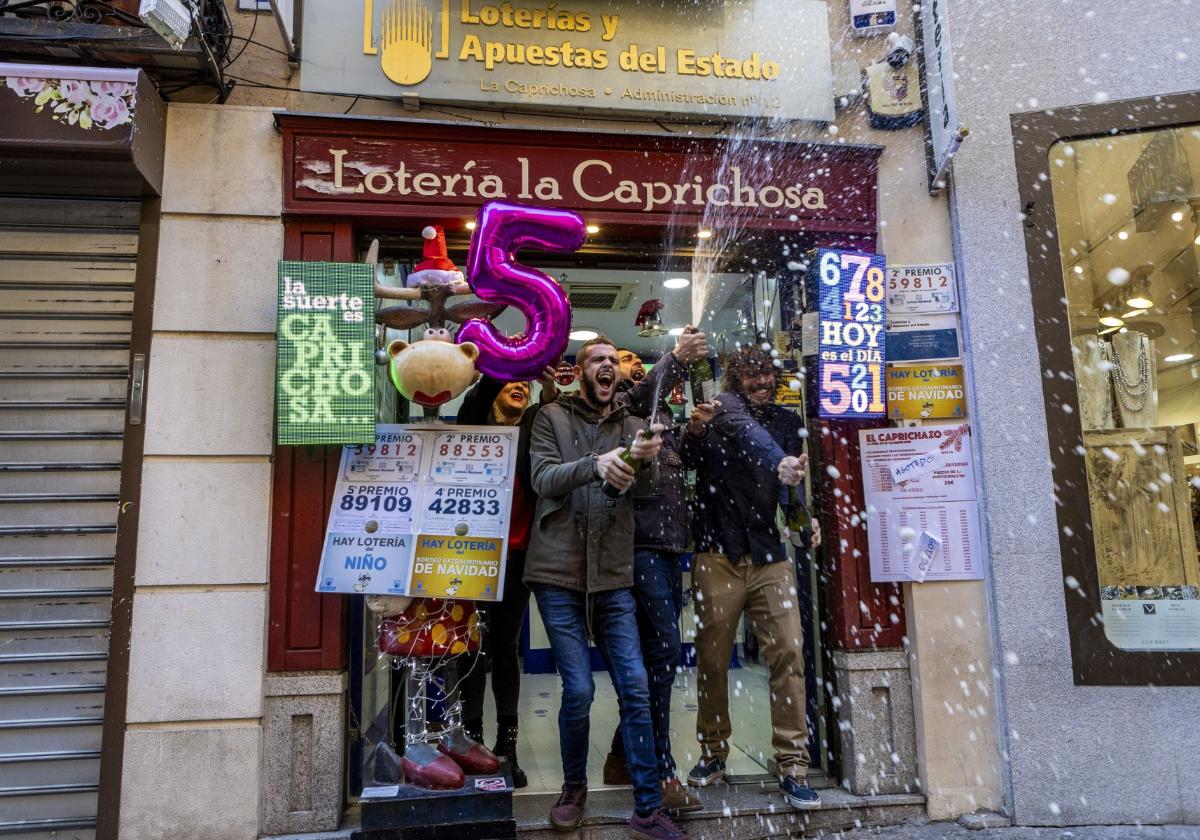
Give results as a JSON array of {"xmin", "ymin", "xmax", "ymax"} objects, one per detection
[{"xmin": 276, "ymin": 261, "xmax": 376, "ymax": 445}]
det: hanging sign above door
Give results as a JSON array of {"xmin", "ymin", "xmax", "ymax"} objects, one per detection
[{"xmin": 299, "ymin": 0, "xmax": 835, "ymax": 122}]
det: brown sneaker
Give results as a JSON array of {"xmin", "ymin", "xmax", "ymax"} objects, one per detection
[
  {"xmin": 550, "ymin": 781, "xmax": 587, "ymax": 831},
  {"xmin": 603, "ymin": 752, "xmax": 633, "ymax": 786},
  {"xmin": 629, "ymin": 807, "xmax": 692, "ymax": 840},
  {"xmin": 659, "ymin": 776, "xmax": 703, "ymax": 814}
]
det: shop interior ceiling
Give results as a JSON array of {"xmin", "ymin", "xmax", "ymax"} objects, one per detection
[
  {"xmin": 365, "ymin": 229, "xmax": 776, "ymax": 358},
  {"xmin": 1057, "ymin": 127, "xmax": 1200, "ymax": 387}
]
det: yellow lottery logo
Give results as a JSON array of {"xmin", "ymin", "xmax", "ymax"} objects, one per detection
[{"xmin": 363, "ymin": 0, "xmax": 449, "ymax": 86}]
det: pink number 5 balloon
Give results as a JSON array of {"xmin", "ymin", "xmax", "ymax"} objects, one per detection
[{"xmin": 456, "ymin": 201, "xmax": 584, "ymax": 382}]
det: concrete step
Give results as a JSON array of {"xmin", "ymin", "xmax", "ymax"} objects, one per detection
[
  {"xmin": 513, "ymin": 783, "xmax": 926, "ymax": 840},
  {"xmin": 260, "ymin": 784, "xmax": 926, "ymax": 840}
]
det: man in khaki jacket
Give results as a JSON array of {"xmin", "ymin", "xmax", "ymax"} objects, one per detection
[{"xmin": 526, "ymin": 332, "xmax": 704, "ymax": 840}]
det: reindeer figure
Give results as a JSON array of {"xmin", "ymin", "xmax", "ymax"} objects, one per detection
[{"xmin": 370, "ymin": 240, "xmax": 506, "ymax": 420}]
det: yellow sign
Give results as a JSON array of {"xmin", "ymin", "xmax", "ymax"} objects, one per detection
[
  {"xmin": 410, "ymin": 533, "xmax": 504, "ymax": 600},
  {"xmin": 886, "ymin": 364, "xmax": 966, "ymax": 420},
  {"xmin": 775, "ymin": 375, "xmax": 804, "ymax": 406},
  {"xmin": 301, "ymin": 0, "xmax": 835, "ymax": 121}
]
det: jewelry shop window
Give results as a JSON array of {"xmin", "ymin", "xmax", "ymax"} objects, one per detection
[{"xmin": 1032, "ymin": 110, "xmax": 1200, "ymax": 683}]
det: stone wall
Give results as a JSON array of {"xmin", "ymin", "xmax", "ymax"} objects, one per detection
[
  {"xmin": 117, "ymin": 104, "xmax": 281, "ymax": 840},
  {"xmin": 946, "ymin": 0, "xmax": 1200, "ymax": 825}
]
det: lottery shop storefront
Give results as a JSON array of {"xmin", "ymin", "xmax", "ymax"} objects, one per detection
[{"xmin": 268, "ymin": 112, "xmax": 906, "ymax": 814}]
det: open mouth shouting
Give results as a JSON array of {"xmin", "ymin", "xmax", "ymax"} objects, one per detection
[{"xmin": 593, "ymin": 366, "xmax": 616, "ymax": 401}]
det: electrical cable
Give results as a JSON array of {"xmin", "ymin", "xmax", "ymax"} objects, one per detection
[{"xmin": 223, "ymin": 5, "xmax": 259, "ymax": 68}]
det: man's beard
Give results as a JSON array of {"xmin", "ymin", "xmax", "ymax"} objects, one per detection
[{"xmin": 581, "ymin": 374, "xmax": 614, "ymax": 406}]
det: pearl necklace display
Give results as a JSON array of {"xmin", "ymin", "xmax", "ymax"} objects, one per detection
[{"xmin": 1109, "ymin": 335, "xmax": 1150, "ymax": 413}]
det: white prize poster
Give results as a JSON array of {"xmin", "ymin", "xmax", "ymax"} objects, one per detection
[
  {"xmin": 886, "ymin": 264, "xmax": 959, "ymax": 314},
  {"xmin": 315, "ymin": 424, "xmax": 518, "ymax": 600},
  {"xmin": 859, "ymin": 423, "xmax": 985, "ymax": 583}
]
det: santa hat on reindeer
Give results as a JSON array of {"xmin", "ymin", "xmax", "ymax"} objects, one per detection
[{"xmin": 406, "ymin": 225, "xmax": 469, "ymax": 292}]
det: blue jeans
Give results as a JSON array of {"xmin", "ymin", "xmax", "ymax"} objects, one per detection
[
  {"xmin": 532, "ymin": 584, "xmax": 661, "ymax": 816},
  {"xmin": 610, "ymin": 549, "xmax": 683, "ymax": 779}
]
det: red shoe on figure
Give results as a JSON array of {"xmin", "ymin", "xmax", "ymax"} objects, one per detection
[
  {"xmin": 400, "ymin": 742, "xmax": 464, "ymax": 790},
  {"xmin": 438, "ymin": 727, "xmax": 501, "ymax": 775}
]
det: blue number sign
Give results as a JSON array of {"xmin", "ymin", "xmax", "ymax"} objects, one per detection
[{"xmin": 817, "ymin": 248, "xmax": 888, "ymax": 419}]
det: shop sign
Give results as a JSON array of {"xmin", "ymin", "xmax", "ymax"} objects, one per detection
[
  {"xmin": 275, "ymin": 261, "xmax": 376, "ymax": 445},
  {"xmin": 917, "ymin": 0, "xmax": 960, "ymax": 187},
  {"xmin": 316, "ymin": 424, "xmax": 518, "ymax": 600},
  {"xmin": 300, "ymin": 0, "xmax": 834, "ymax": 122},
  {"xmin": 281, "ymin": 118, "xmax": 881, "ymax": 233},
  {"xmin": 817, "ymin": 248, "xmax": 887, "ymax": 419},
  {"xmin": 886, "ymin": 263, "xmax": 958, "ymax": 314},
  {"xmin": 859, "ymin": 423, "xmax": 984, "ymax": 583},
  {"xmin": 886, "ymin": 312, "xmax": 960, "ymax": 362},
  {"xmin": 849, "ymin": 0, "xmax": 896, "ymax": 35},
  {"xmin": 886, "ymin": 363, "xmax": 965, "ymax": 420}
]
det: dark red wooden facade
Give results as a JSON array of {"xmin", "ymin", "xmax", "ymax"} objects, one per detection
[
  {"xmin": 266, "ymin": 114, "xmax": 903, "ymax": 673},
  {"xmin": 268, "ymin": 220, "xmax": 354, "ymax": 672}
]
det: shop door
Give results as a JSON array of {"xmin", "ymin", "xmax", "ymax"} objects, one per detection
[
  {"xmin": 0, "ymin": 197, "xmax": 140, "ymax": 839},
  {"xmin": 348, "ymin": 227, "xmax": 834, "ymax": 795}
]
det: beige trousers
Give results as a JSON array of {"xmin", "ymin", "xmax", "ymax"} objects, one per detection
[{"xmin": 693, "ymin": 551, "xmax": 811, "ymax": 777}]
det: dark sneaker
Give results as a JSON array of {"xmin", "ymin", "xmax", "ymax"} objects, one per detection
[
  {"xmin": 603, "ymin": 752, "xmax": 633, "ymax": 786},
  {"xmin": 660, "ymin": 777, "xmax": 703, "ymax": 813},
  {"xmin": 629, "ymin": 807, "xmax": 692, "ymax": 840},
  {"xmin": 549, "ymin": 781, "xmax": 587, "ymax": 831},
  {"xmin": 685, "ymin": 756, "xmax": 725, "ymax": 787},
  {"xmin": 780, "ymin": 775, "xmax": 821, "ymax": 809}
]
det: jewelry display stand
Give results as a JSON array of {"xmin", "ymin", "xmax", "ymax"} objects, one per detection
[
  {"xmin": 1072, "ymin": 335, "xmax": 1116, "ymax": 431},
  {"xmin": 1082, "ymin": 426, "xmax": 1200, "ymax": 588}
]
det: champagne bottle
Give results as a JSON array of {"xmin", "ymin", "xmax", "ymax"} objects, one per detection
[
  {"xmin": 785, "ymin": 484, "xmax": 811, "ymax": 532},
  {"xmin": 688, "ymin": 355, "xmax": 716, "ymax": 403},
  {"xmin": 601, "ymin": 431, "xmax": 647, "ymax": 498}
]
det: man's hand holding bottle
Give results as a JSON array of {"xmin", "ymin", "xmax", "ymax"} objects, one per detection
[
  {"xmin": 671, "ymin": 326, "xmax": 709, "ymax": 364},
  {"xmin": 688, "ymin": 400, "xmax": 720, "ymax": 436},
  {"xmin": 596, "ymin": 424, "xmax": 666, "ymax": 495},
  {"xmin": 777, "ymin": 453, "xmax": 808, "ymax": 487}
]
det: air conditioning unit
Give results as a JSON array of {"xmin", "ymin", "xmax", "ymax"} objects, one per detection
[
  {"xmin": 139, "ymin": 0, "xmax": 194, "ymax": 50},
  {"xmin": 561, "ymin": 283, "xmax": 636, "ymax": 311}
]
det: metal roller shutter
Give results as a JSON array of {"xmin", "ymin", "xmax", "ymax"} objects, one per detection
[{"xmin": 0, "ymin": 196, "xmax": 139, "ymax": 840}]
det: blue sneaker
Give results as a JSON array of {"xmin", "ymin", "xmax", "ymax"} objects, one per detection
[
  {"xmin": 685, "ymin": 756, "xmax": 725, "ymax": 787},
  {"xmin": 780, "ymin": 775, "xmax": 821, "ymax": 809}
]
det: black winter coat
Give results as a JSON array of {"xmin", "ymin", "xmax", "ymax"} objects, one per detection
[{"xmin": 690, "ymin": 392, "xmax": 807, "ymax": 565}]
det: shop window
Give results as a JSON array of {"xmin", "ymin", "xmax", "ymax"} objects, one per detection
[{"xmin": 1023, "ymin": 97, "xmax": 1200, "ymax": 683}]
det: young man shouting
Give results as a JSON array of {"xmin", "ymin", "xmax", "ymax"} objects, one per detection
[{"xmin": 526, "ymin": 335, "xmax": 696, "ymax": 840}]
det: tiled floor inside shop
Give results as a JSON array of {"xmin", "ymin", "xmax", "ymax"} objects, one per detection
[{"xmin": 483, "ymin": 663, "xmax": 780, "ymax": 794}]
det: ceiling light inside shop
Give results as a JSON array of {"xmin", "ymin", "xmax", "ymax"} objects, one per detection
[
  {"xmin": 1122, "ymin": 308, "xmax": 1149, "ymax": 319},
  {"xmin": 1126, "ymin": 275, "xmax": 1154, "ymax": 310},
  {"xmin": 1117, "ymin": 230, "xmax": 1129, "ymax": 240},
  {"xmin": 663, "ymin": 277, "xmax": 690, "ymax": 289},
  {"xmin": 1172, "ymin": 211, "xmax": 1186, "ymax": 222},
  {"xmin": 668, "ymin": 327, "xmax": 685, "ymax": 336},
  {"xmin": 1073, "ymin": 265, "xmax": 1085, "ymax": 275},
  {"xmin": 586, "ymin": 224, "xmax": 600, "ymax": 234},
  {"xmin": 1098, "ymin": 314, "xmax": 1124, "ymax": 328},
  {"xmin": 569, "ymin": 328, "xmax": 599, "ymax": 341},
  {"xmin": 1165, "ymin": 352, "xmax": 1195, "ymax": 363},
  {"xmin": 1098, "ymin": 325, "xmax": 1122, "ymax": 336},
  {"xmin": 697, "ymin": 229, "xmax": 713, "ymax": 239},
  {"xmin": 466, "ymin": 220, "xmax": 477, "ymax": 230}
]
